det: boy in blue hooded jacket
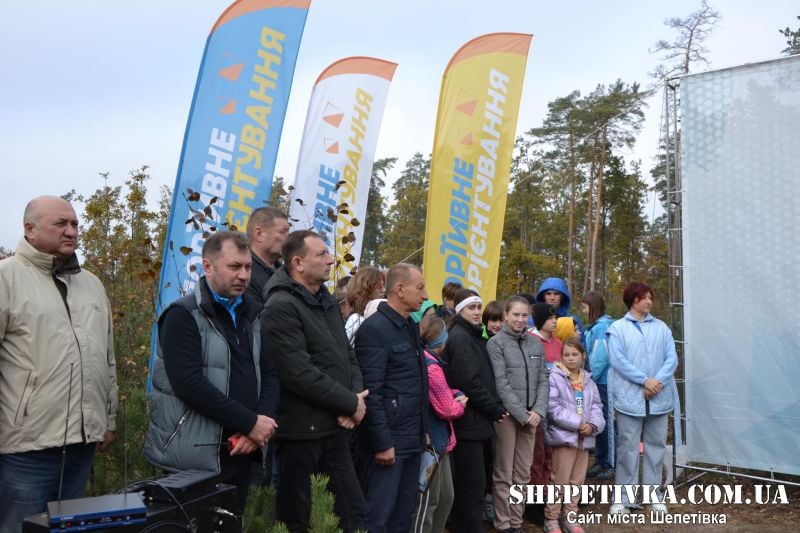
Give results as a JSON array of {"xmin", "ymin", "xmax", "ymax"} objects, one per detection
[{"xmin": 535, "ymin": 278, "xmax": 585, "ymax": 343}]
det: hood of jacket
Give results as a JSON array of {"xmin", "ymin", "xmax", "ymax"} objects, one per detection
[
  {"xmin": 536, "ymin": 277, "xmax": 572, "ymax": 316},
  {"xmin": 550, "ymin": 361, "xmax": 592, "ymax": 382},
  {"xmin": 591, "ymin": 314, "xmax": 614, "ymax": 328}
]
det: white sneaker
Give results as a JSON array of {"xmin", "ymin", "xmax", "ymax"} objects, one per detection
[
  {"xmin": 609, "ymin": 503, "xmax": 629, "ymax": 514},
  {"xmin": 650, "ymin": 502, "xmax": 668, "ymax": 513}
]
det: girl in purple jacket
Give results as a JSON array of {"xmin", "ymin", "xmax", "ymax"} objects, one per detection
[{"xmin": 544, "ymin": 339, "xmax": 606, "ymax": 533}]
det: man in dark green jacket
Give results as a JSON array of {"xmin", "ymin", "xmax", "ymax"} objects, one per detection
[{"xmin": 262, "ymin": 230, "xmax": 368, "ymax": 533}]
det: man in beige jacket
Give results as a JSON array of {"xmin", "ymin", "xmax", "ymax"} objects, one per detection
[{"xmin": 0, "ymin": 196, "xmax": 118, "ymax": 530}]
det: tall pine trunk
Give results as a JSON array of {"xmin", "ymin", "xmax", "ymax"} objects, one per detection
[
  {"xmin": 566, "ymin": 131, "xmax": 576, "ymax": 297},
  {"xmin": 582, "ymin": 131, "xmax": 599, "ymax": 295},
  {"xmin": 589, "ymin": 126, "xmax": 608, "ymax": 291}
]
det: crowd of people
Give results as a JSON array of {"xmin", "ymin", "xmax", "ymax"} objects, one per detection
[{"xmin": 0, "ymin": 199, "xmax": 679, "ymax": 533}]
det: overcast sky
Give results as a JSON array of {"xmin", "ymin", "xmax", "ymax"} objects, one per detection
[{"xmin": 0, "ymin": 0, "xmax": 796, "ymax": 249}]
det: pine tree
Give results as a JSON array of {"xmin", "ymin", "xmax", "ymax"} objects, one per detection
[
  {"xmin": 269, "ymin": 175, "xmax": 291, "ymax": 214},
  {"xmin": 379, "ymin": 153, "xmax": 429, "ymax": 266},
  {"xmin": 779, "ymin": 16, "xmax": 800, "ymax": 56},
  {"xmin": 361, "ymin": 157, "xmax": 396, "ymax": 265}
]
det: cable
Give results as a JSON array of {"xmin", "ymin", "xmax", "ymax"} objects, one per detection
[
  {"xmin": 121, "ymin": 479, "xmax": 195, "ymax": 531},
  {"xmin": 139, "ymin": 520, "xmax": 193, "ymax": 533}
]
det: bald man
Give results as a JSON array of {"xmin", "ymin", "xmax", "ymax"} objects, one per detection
[
  {"xmin": 355, "ymin": 263, "xmax": 429, "ymax": 533},
  {"xmin": 0, "ymin": 196, "xmax": 118, "ymax": 529}
]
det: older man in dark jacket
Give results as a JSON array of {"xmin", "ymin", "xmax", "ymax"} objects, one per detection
[
  {"xmin": 355, "ymin": 263, "xmax": 429, "ymax": 533},
  {"xmin": 262, "ymin": 230, "xmax": 368, "ymax": 533}
]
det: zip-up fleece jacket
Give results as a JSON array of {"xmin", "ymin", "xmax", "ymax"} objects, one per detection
[
  {"xmin": 0, "ymin": 238, "xmax": 118, "ymax": 454},
  {"xmin": 487, "ymin": 324, "xmax": 549, "ymax": 425},
  {"xmin": 261, "ymin": 267, "xmax": 364, "ymax": 439}
]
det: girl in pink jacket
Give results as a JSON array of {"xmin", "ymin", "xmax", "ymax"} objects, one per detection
[{"xmin": 411, "ymin": 315, "xmax": 468, "ymax": 533}]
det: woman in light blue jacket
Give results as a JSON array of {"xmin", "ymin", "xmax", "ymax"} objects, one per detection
[{"xmin": 606, "ymin": 282, "xmax": 677, "ymax": 515}]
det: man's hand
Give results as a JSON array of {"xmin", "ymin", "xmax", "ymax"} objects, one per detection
[
  {"xmin": 353, "ymin": 389, "xmax": 369, "ymax": 424},
  {"xmin": 96, "ymin": 431, "xmax": 116, "ymax": 452},
  {"xmin": 374, "ymin": 447, "xmax": 395, "ymax": 466},
  {"xmin": 337, "ymin": 415, "xmax": 356, "ymax": 429},
  {"xmin": 248, "ymin": 414, "xmax": 278, "ymax": 447},
  {"xmin": 526, "ymin": 411, "xmax": 541, "ymax": 427},
  {"xmin": 229, "ymin": 434, "xmax": 259, "ymax": 456}
]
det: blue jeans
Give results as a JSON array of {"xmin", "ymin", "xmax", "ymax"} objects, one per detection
[{"xmin": 0, "ymin": 443, "xmax": 95, "ymax": 532}]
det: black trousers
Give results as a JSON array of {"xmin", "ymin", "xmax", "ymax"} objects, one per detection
[
  {"xmin": 276, "ymin": 433, "xmax": 365, "ymax": 533},
  {"xmin": 218, "ymin": 450, "xmax": 255, "ymax": 513},
  {"xmin": 451, "ymin": 438, "xmax": 491, "ymax": 533}
]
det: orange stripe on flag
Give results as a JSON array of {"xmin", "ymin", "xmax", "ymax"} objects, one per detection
[
  {"xmin": 218, "ymin": 63, "xmax": 244, "ymax": 81},
  {"xmin": 220, "ymin": 99, "xmax": 236, "ymax": 114},
  {"xmin": 315, "ymin": 56, "xmax": 398, "ymax": 85},
  {"xmin": 446, "ymin": 33, "xmax": 532, "ymax": 72},
  {"xmin": 212, "ymin": 0, "xmax": 310, "ymax": 33},
  {"xmin": 460, "ymin": 131, "xmax": 473, "ymax": 146}
]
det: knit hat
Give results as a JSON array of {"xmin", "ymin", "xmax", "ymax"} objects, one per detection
[
  {"xmin": 532, "ymin": 303, "xmax": 557, "ymax": 330},
  {"xmin": 410, "ymin": 299, "xmax": 437, "ymax": 323},
  {"xmin": 555, "ymin": 317, "xmax": 577, "ymax": 341}
]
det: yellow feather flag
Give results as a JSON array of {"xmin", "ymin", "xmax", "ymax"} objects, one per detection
[{"xmin": 423, "ymin": 33, "xmax": 532, "ymax": 301}]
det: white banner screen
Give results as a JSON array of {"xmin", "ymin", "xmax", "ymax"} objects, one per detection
[{"xmin": 682, "ymin": 56, "xmax": 800, "ymax": 476}]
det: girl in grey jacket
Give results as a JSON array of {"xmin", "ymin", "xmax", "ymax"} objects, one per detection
[{"xmin": 487, "ymin": 296, "xmax": 549, "ymax": 533}]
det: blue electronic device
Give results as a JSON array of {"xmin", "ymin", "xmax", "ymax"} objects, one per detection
[{"xmin": 47, "ymin": 493, "xmax": 147, "ymax": 532}]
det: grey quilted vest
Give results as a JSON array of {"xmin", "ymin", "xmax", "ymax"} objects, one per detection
[{"xmin": 143, "ymin": 287, "xmax": 261, "ymax": 472}]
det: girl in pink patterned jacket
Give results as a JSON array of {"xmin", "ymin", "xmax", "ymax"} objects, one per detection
[{"xmin": 411, "ymin": 315, "xmax": 468, "ymax": 533}]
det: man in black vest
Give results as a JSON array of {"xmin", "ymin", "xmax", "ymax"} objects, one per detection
[{"xmin": 262, "ymin": 230, "xmax": 368, "ymax": 533}]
